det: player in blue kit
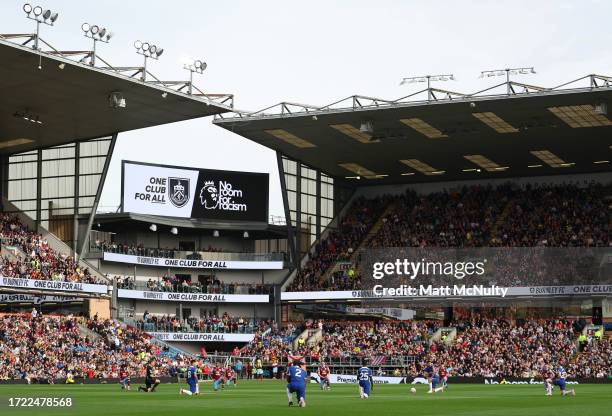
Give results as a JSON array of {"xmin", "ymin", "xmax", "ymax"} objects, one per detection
[
  {"xmin": 286, "ymin": 362, "xmax": 308, "ymax": 407},
  {"xmin": 179, "ymin": 360, "xmax": 200, "ymax": 396},
  {"xmin": 428, "ymin": 368, "xmax": 445, "ymax": 394},
  {"xmin": 357, "ymin": 362, "xmax": 373, "ymax": 399},
  {"xmin": 553, "ymin": 366, "xmax": 576, "ymax": 397},
  {"xmin": 424, "ymin": 363, "xmax": 435, "ymax": 393}
]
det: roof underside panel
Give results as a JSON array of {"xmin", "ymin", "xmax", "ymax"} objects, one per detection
[
  {"xmin": 0, "ymin": 40, "xmax": 230, "ymax": 154},
  {"xmin": 214, "ymin": 89, "xmax": 612, "ymax": 183}
]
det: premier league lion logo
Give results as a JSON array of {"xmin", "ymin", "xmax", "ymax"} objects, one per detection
[
  {"xmin": 168, "ymin": 177, "xmax": 190, "ymax": 208},
  {"xmin": 199, "ymin": 180, "xmax": 218, "ymax": 209}
]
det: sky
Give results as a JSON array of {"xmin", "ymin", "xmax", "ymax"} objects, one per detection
[{"xmin": 2, "ymin": 0, "xmax": 612, "ymax": 218}]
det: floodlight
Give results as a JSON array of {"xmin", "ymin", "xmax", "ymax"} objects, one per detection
[
  {"xmin": 142, "ymin": 42, "xmax": 149, "ymax": 51},
  {"xmin": 49, "ymin": 12, "xmax": 58, "ymax": 22},
  {"xmin": 213, "ymin": 230, "xmax": 220, "ymax": 237},
  {"xmin": 149, "ymin": 224, "xmax": 157, "ymax": 232},
  {"xmin": 194, "ymin": 60, "xmax": 202, "ymax": 69},
  {"xmin": 98, "ymin": 28, "xmax": 106, "ymax": 38},
  {"xmin": 105, "ymin": 32, "xmax": 113, "ymax": 41},
  {"xmin": 170, "ymin": 227, "xmax": 178, "ymax": 235},
  {"xmin": 42, "ymin": 9, "xmax": 50, "ymax": 19},
  {"xmin": 82, "ymin": 22, "xmax": 90, "ymax": 32},
  {"xmin": 33, "ymin": 6, "xmax": 42, "ymax": 15},
  {"xmin": 478, "ymin": 66, "xmax": 536, "ymax": 95},
  {"xmin": 90, "ymin": 25, "xmax": 99, "ymax": 34},
  {"xmin": 243, "ymin": 231, "xmax": 249, "ymax": 239},
  {"xmin": 23, "ymin": 3, "xmax": 32, "ymax": 14},
  {"xmin": 149, "ymin": 45, "xmax": 157, "ymax": 54},
  {"xmin": 134, "ymin": 40, "xmax": 142, "ymax": 49},
  {"xmin": 156, "ymin": 48, "xmax": 163, "ymax": 57}
]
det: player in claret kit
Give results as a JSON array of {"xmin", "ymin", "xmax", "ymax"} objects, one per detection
[
  {"xmin": 286, "ymin": 361, "xmax": 308, "ymax": 407},
  {"xmin": 543, "ymin": 367, "xmax": 554, "ymax": 396},
  {"xmin": 180, "ymin": 360, "xmax": 200, "ymax": 397},
  {"xmin": 119, "ymin": 365, "xmax": 131, "ymax": 391},
  {"xmin": 439, "ymin": 367, "xmax": 448, "ymax": 391},
  {"xmin": 318, "ymin": 363, "xmax": 331, "ymax": 391},
  {"xmin": 212, "ymin": 363, "xmax": 225, "ymax": 392},
  {"xmin": 225, "ymin": 366, "xmax": 237, "ymax": 387}
]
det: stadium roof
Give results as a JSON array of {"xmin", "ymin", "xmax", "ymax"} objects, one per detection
[
  {"xmin": 214, "ymin": 75, "xmax": 612, "ymax": 184},
  {"xmin": 0, "ymin": 37, "xmax": 232, "ymax": 155}
]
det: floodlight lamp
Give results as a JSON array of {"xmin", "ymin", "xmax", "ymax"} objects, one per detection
[
  {"xmin": 134, "ymin": 40, "xmax": 142, "ymax": 49},
  {"xmin": 33, "ymin": 6, "xmax": 42, "ymax": 16},
  {"xmin": 98, "ymin": 28, "xmax": 106, "ymax": 38},
  {"xmin": 149, "ymin": 224, "xmax": 157, "ymax": 232},
  {"xmin": 105, "ymin": 32, "xmax": 113, "ymax": 41},
  {"xmin": 155, "ymin": 48, "xmax": 163, "ymax": 57},
  {"xmin": 149, "ymin": 45, "xmax": 157, "ymax": 54},
  {"xmin": 42, "ymin": 9, "xmax": 50, "ymax": 19},
  {"xmin": 170, "ymin": 227, "xmax": 178, "ymax": 235},
  {"xmin": 90, "ymin": 25, "xmax": 99, "ymax": 34},
  {"xmin": 50, "ymin": 12, "xmax": 58, "ymax": 22},
  {"xmin": 23, "ymin": 3, "xmax": 32, "ymax": 14},
  {"xmin": 194, "ymin": 60, "xmax": 202, "ymax": 69},
  {"xmin": 82, "ymin": 23, "xmax": 90, "ymax": 32},
  {"xmin": 141, "ymin": 42, "xmax": 149, "ymax": 51},
  {"xmin": 530, "ymin": 68, "xmax": 536, "ymax": 74},
  {"xmin": 213, "ymin": 230, "xmax": 220, "ymax": 238},
  {"xmin": 243, "ymin": 231, "xmax": 249, "ymax": 239}
]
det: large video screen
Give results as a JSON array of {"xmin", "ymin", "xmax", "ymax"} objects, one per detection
[{"xmin": 121, "ymin": 161, "xmax": 269, "ymax": 222}]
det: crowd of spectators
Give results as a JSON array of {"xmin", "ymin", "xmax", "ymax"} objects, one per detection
[
  {"xmin": 413, "ymin": 318, "xmax": 579, "ymax": 378},
  {"xmin": 0, "ymin": 214, "xmax": 102, "ymax": 284},
  {"xmin": 136, "ymin": 312, "xmax": 270, "ymax": 334},
  {"xmin": 288, "ymin": 182, "xmax": 612, "ymax": 292},
  {"xmin": 318, "ymin": 320, "xmax": 437, "ymax": 360},
  {"xmin": 288, "ymin": 197, "xmax": 390, "ymax": 291},
  {"xmin": 94, "ymin": 241, "xmax": 224, "ymax": 259},
  {"xmin": 234, "ymin": 317, "xmax": 610, "ymax": 380},
  {"xmin": 1, "ymin": 312, "xmax": 609, "ymax": 381},
  {"xmin": 117, "ymin": 275, "xmax": 272, "ymax": 295},
  {"xmin": 0, "ymin": 313, "xmax": 183, "ymax": 382}
]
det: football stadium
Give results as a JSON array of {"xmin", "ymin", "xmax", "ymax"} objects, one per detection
[{"xmin": 0, "ymin": 1, "xmax": 611, "ymax": 415}]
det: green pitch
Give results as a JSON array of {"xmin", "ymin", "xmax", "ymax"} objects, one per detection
[{"xmin": 0, "ymin": 381, "xmax": 611, "ymax": 416}]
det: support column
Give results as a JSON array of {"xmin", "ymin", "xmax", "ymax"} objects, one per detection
[
  {"xmin": 315, "ymin": 170, "xmax": 321, "ymax": 240},
  {"xmin": 295, "ymin": 162, "xmax": 302, "ymax": 264},
  {"xmin": 79, "ymin": 133, "xmax": 118, "ymax": 259},
  {"xmin": 35, "ymin": 148, "xmax": 42, "ymax": 225},
  {"xmin": 276, "ymin": 152, "xmax": 297, "ymax": 269},
  {"xmin": 73, "ymin": 142, "xmax": 80, "ymax": 260}
]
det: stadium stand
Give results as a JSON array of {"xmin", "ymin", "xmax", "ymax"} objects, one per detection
[
  {"xmin": 288, "ymin": 182, "xmax": 612, "ymax": 292},
  {"xmin": 0, "ymin": 314, "xmax": 181, "ymax": 382},
  {"xmin": 135, "ymin": 313, "xmax": 270, "ymax": 334},
  {"xmin": 0, "ymin": 214, "xmax": 102, "ymax": 284},
  {"xmin": 116, "ymin": 275, "xmax": 272, "ymax": 295}
]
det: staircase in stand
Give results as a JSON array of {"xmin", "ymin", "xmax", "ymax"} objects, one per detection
[
  {"xmin": 488, "ymin": 197, "xmax": 515, "ymax": 244},
  {"xmin": 318, "ymin": 201, "xmax": 398, "ymax": 285}
]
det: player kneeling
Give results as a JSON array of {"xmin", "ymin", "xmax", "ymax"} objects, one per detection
[
  {"xmin": 553, "ymin": 367, "xmax": 576, "ymax": 397},
  {"xmin": 286, "ymin": 361, "xmax": 307, "ymax": 408},
  {"xmin": 357, "ymin": 363, "xmax": 373, "ymax": 399},
  {"xmin": 318, "ymin": 364, "xmax": 331, "ymax": 391},
  {"xmin": 119, "ymin": 366, "xmax": 131, "ymax": 391},
  {"xmin": 212, "ymin": 364, "xmax": 224, "ymax": 392},
  {"xmin": 225, "ymin": 366, "xmax": 237, "ymax": 387},
  {"xmin": 138, "ymin": 361, "xmax": 160, "ymax": 393},
  {"xmin": 180, "ymin": 360, "xmax": 200, "ymax": 397}
]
